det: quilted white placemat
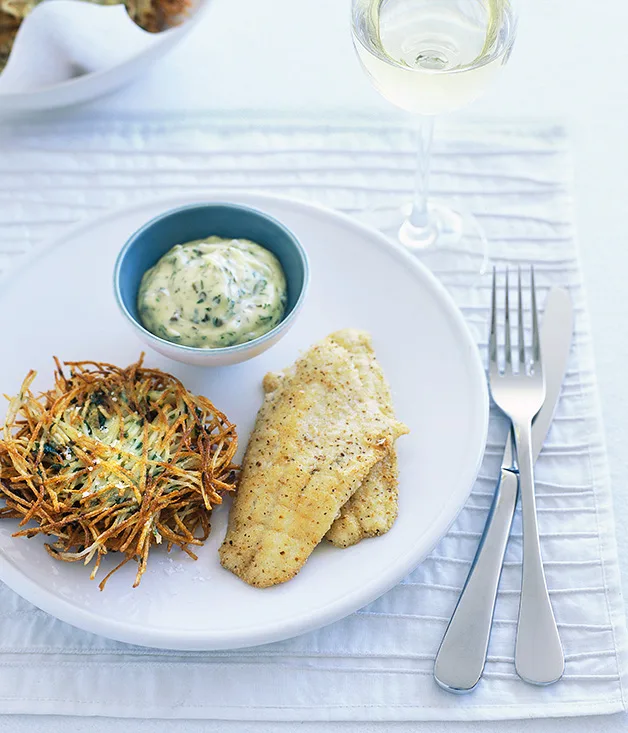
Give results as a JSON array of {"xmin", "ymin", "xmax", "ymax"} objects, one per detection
[{"xmin": 0, "ymin": 115, "xmax": 625, "ymax": 721}]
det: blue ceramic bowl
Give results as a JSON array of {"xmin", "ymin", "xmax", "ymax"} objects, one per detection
[{"xmin": 114, "ymin": 203, "xmax": 310, "ymax": 366}]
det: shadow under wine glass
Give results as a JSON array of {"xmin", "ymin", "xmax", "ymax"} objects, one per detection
[{"xmin": 351, "ymin": 0, "xmax": 518, "ymax": 276}]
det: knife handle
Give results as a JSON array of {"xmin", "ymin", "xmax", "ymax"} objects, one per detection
[
  {"xmin": 515, "ymin": 421, "xmax": 564, "ymax": 685},
  {"xmin": 434, "ymin": 469, "xmax": 519, "ymax": 693}
]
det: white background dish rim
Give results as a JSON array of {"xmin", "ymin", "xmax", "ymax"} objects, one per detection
[{"xmin": 0, "ymin": 0, "xmax": 210, "ymax": 107}]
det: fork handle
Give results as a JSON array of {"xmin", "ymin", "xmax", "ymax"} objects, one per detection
[
  {"xmin": 434, "ymin": 468, "xmax": 519, "ymax": 693},
  {"xmin": 514, "ymin": 420, "xmax": 564, "ymax": 685}
]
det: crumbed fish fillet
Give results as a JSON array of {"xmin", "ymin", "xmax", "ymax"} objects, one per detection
[
  {"xmin": 324, "ymin": 330, "xmax": 400, "ymax": 548},
  {"xmin": 219, "ymin": 329, "xmax": 409, "ymax": 588},
  {"xmin": 325, "ymin": 452, "xmax": 399, "ymax": 547},
  {"xmin": 258, "ymin": 382, "xmax": 400, "ymax": 550}
]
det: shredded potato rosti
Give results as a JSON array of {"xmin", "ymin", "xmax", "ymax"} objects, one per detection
[{"xmin": 0, "ymin": 356, "xmax": 238, "ymax": 589}]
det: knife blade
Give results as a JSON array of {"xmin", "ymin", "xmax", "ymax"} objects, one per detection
[
  {"xmin": 434, "ymin": 287, "xmax": 574, "ymax": 694},
  {"xmin": 503, "ymin": 288, "xmax": 574, "ymax": 467}
]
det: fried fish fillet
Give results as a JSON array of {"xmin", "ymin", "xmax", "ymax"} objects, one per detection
[
  {"xmin": 325, "ymin": 453, "xmax": 399, "ymax": 547},
  {"xmin": 257, "ymin": 384, "xmax": 400, "ymax": 550},
  {"xmin": 324, "ymin": 330, "xmax": 400, "ymax": 548},
  {"xmin": 219, "ymin": 330, "xmax": 408, "ymax": 588}
]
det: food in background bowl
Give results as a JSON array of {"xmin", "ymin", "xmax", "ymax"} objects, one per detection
[
  {"xmin": 0, "ymin": 0, "xmax": 191, "ymax": 72},
  {"xmin": 0, "ymin": 356, "xmax": 239, "ymax": 589},
  {"xmin": 0, "ymin": 9, "xmax": 19, "ymax": 69}
]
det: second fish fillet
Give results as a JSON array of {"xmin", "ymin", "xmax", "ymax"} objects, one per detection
[{"xmin": 325, "ymin": 329, "xmax": 401, "ymax": 548}]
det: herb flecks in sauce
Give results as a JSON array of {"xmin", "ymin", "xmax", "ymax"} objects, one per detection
[{"xmin": 138, "ymin": 237, "xmax": 287, "ymax": 349}]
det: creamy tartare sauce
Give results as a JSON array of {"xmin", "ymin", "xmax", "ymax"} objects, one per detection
[{"xmin": 138, "ymin": 237, "xmax": 287, "ymax": 349}]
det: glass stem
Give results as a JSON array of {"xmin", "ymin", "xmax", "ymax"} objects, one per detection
[{"xmin": 408, "ymin": 116, "xmax": 434, "ymax": 230}]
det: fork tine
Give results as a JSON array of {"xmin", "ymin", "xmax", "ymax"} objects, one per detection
[
  {"xmin": 489, "ymin": 266, "xmax": 498, "ymax": 373},
  {"xmin": 518, "ymin": 267, "xmax": 525, "ymax": 371},
  {"xmin": 531, "ymin": 266, "xmax": 541, "ymax": 369},
  {"xmin": 504, "ymin": 268, "xmax": 512, "ymax": 373}
]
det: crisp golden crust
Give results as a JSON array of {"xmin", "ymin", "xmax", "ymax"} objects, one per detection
[
  {"xmin": 0, "ymin": 356, "xmax": 238, "ymax": 589},
  {"xmin": 324, "ymin": 329, "xmax": 401, "ymax": 548},
  {"xmin": 325, "ymin": 452, "xmax": 399, "ymax": 548},
  {"xmin": 268, "ymin": 330, "xmax": 403, "ymax": 548},
  {"xmin": 219, "ymin": 330, "xmax": 408, "ymax": 588}
]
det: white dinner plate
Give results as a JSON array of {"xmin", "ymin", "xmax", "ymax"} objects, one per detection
[{"xmin": 0, "ymin": 192, "xmax": 488, "ymax": 650}]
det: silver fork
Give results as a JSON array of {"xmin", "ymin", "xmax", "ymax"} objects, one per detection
[{"xmin": 489, "ymin": 267, "xmax": 564, "ymax": 685}]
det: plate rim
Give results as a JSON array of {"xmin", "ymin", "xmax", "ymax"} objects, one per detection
[{"xmin": 0, "ymin": 191, "xmax": 489, "ymax": 650}]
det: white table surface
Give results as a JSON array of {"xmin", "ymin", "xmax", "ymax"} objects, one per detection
[{"xmin": 3, "ymin": 0, "xmax": 628, "ymax": 730}]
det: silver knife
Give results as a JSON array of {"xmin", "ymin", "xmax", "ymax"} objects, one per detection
[{"xmin": 433, "ymin": 287, "xmax": 574, "ymax": 694}]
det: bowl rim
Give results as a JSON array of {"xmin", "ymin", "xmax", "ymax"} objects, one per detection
[{"xmin": 113, "ymin": 201, "xmax": 311, "ymax": 356}]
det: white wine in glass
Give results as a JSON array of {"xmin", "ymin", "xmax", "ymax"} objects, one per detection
[{"xmin": 352, "ymin": 0, "xmax": 517, "ymax": 269}]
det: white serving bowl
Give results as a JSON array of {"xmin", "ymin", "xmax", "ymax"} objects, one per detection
[{"xmin": 0, "ymin": 0, "xmax": 210, "ymax": 112}]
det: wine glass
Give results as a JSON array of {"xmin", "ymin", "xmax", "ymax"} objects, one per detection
[{"xmin": 351, "ymin": 0, "xmax": 518, "ymax": 273}]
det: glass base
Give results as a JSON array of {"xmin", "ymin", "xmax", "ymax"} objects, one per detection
[{"xmin": 398, "ymin": 202, "xmax": 489, "ymax": 277}]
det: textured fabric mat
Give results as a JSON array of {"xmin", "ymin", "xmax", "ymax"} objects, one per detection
[{"xmin": 0, "ymin": 115, "xmax": 625, "ymax": 721}]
